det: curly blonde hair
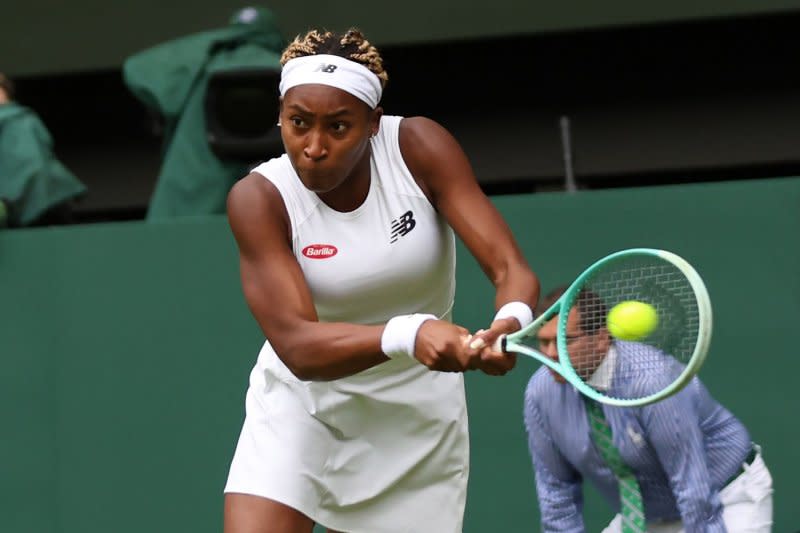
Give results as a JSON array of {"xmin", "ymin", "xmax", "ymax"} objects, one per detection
[{"xmin": 280, "ymin": 28, "xmax": 388, "ymax": 90}]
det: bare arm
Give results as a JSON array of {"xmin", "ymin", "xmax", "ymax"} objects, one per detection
[
  {"xmin": 400, "ymin": 118, "xmax": 540, "ymax": 327},
  {"xmin": 228, "ymin": 172, "xmax": 478, "ymax": 380},
  {"xmin": 227, "ymin": 173, "xmax": 389, "ymax": 380}
]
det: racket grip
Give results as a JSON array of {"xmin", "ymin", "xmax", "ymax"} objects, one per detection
[{"xmin": 492, "ymin": 334, "xmax": 506, "ymax": 353}]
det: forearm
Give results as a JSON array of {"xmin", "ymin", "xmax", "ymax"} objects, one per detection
[
  {"xmin": 525, "ymin": 396, "xmax": 584, "ymax": 531},
  {"xmin": 643, "ymin": 400, "xmax": 726, "ymax": 532},
  {"xmin": 493, "ymin": 261, "xmax": 540, "ymax": 310},
  {"xmin": 534, "ymin": 461, "xmax": 585, "ymax": 532},
  {"xmin": 271, "ymin": 321, "xmax": 389, "ymax": 381},
  {"xmin": 486, "ymin": 263, "xmax": 539, "ymax": 338}
]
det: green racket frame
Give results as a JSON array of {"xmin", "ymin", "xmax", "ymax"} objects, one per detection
[{"xmin": 500, "ymin": 248, "xmax": 712, "ymax": 406}]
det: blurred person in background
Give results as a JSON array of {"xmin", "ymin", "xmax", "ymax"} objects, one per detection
[
  {"xmin": 0, "ymin": 72, "xmax": 86, "ymax": 228},
  {"xmin": 524, "ymin": 285, "xmax": 773, "ymax": 532},
  {"xmin": 123, "ymin": 6, "xmax": 286, "ymax": 221}
]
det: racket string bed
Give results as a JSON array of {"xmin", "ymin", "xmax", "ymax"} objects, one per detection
[
  {"xmin": 573, "ymin": 256, "xmax": 700, "ymax": 401},
  {"xmin": 503, "ymin": 248, "xmax": 710, "ymax": 406}
]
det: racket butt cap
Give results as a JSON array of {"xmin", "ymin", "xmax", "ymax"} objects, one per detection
[{"xmin": 492, "ymin": 334, "xmax": 506, "ymax": 352}]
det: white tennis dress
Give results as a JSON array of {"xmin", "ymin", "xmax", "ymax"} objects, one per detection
[{"xmin": 224, "ymin": 116, "xmax": 469, "ymax": 532}]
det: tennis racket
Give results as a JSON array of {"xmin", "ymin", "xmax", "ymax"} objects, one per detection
[{"xmin": 496, "ymin": 248, "xmax": 712, "ymax": 406}]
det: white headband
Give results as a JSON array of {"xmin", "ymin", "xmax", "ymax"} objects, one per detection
[{"xmin": 279, "ymin": 54, "xmax": 383, "ymax": 109}]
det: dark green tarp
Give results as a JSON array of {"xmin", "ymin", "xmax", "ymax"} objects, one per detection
[
  {"xmin": 0, "ymin": 102, "xmax": 86, "ymax": 227},
  {"xmin": 122, "ymin": 6, "xmax": 286, "ymax": 220}
]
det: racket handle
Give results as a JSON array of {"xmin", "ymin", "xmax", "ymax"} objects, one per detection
[
  {"xmin": 492, "ymin": 334, "xmax": 506, "ymax": 353},
  {"xmin": 468, "ymin": 333, "xmax": 506, "ymax": 352}
]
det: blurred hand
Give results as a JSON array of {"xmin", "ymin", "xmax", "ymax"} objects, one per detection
[{"xmin": 414, "ymin": 320, "xmax": 481, "ymax": 372}]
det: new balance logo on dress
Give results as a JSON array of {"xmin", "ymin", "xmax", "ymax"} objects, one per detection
[{"xmin": 390, "ymin": 211, "xmax": 416, "ymax": 243}]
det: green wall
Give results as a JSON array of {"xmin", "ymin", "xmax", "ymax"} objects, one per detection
[
  {"xmin": 6, "ymin": 1, "xmax": 800, "ymax": 76},
  {"xmin": 1, "ymin": 177, "xmax": 798, "ymax": 532}
]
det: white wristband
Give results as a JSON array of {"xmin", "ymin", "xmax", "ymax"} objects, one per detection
[
  {"xmin": 493, "ymin": 301, "xmax": 534, "ymax": 329},
  {"xmin": 381, "ymin": 313, "xmax": 438, "ymax": 359}
]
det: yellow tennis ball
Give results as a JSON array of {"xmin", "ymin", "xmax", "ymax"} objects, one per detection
[{"xmin": 606, "ymin": 301, "xmax": 658, "ymax": 341}]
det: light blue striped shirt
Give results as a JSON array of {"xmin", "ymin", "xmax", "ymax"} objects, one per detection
[{"xmin": 523, "ymin": 342, "xmax": 751, "ymax": 533}]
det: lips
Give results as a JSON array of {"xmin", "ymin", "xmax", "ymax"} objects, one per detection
[
  {"xmin": 296, "ymin": 164, "xmax": 334, "ymax": 179},
  {"xmin": 296, "ymin": 169, "xmax": 338, "ymax": 193}
]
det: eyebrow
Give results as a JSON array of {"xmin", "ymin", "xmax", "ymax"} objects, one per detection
[{"xmin": 285, "ymin": 103, "xmax": 354, "ymax": 118}]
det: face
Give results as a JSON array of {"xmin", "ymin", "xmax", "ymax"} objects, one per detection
[
  {"xmin": 0, "ymin": 87, "xmax": 8, "ymax": 104},
  {"xmin": 536, "ymin": 307, "xmax": 611, "ymax": 384},
  {"xmin": 279, "ymin": 84, "xmax": 381, "ymax": 194}
]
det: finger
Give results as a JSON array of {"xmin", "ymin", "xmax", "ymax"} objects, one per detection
[
  {"xmin": 481, "ymin": 352, "xmax": 517, "ymax": 372},
  {"xmin": 499, "ymin": 354, "xmax": 517, "ymax": 372},
  {"xmin": 467, "ymin": 328, "xmax": 488, "ymax": 350},
  {"xmin": 469, "ymin": 336, "xmax": 486, "ymax": 350},
  {"xmin": 433, "ymin": 361, "xmax": 460, "ymax": 373},
  {"xmin": 480, "ymin": 364, "xmax": 505, "ymax": 376},
  {"xmin": 442, "ymin": 353, "xmax": 465, "ymax": 372},
  {"xmin": 461, "ymin": 349, "xmax": 480, "ymax": 371},
  {"xmin": 422, "ymin": 353, "xmax": 457, "ymax": 373}
]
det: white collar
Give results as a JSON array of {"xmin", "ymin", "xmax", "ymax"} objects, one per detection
[{"xmin": 587, "ymin": 345, "xmax": 617, "ymax": 391}]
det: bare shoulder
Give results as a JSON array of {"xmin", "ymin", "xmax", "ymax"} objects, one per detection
[
  {"xmin": 398, "ymin": 116, "xmax": 456, "ymax": 161},
  {"xmin": 398, "ymin": 115, "xmax": 441, "ymax": 136},
  {"xmin": 227, "ymin": 172, "xmax": 291, "ymax": 249},
  {"xmin": 398, "ymin": 116, "xmax": 479, "ymax": 205},
  {"xmin": 227, "ymin": 172, "xmax": 282, "ymax": 216}
]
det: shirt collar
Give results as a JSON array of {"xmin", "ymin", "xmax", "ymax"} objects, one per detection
[{"xmin": 587, "ymin": 344, "xmax": 617, "ymax": 391}]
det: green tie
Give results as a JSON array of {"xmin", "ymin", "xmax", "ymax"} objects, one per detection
[{"xmin": 584, "ymin": 399, "xmax": 646, "ymax": 533}]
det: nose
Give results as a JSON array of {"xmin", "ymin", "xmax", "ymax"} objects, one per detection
[
  {"xmin": 303, "ymin": 130, "xmax": 327, "ymax": 161},
  {"xmin": 540, "ymin": 339, "xmax": 559, "ymax": 360}
]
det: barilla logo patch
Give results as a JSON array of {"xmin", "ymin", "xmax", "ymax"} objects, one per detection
[{"xmin": 302, "ymin": 244, "xmax": 338, "ymax": 259}]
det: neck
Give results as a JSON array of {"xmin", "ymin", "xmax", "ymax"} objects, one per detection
[{"xmin": 317, "ymin": 147, "xmax": 372, "ymax": 212}]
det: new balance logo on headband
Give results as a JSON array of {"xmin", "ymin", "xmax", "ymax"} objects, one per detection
[
  {"xmin": 390, "ymin": 211, "xmax": 416, "ymax": 243},
  {"xmin": 314, "ymin": 64, "xmax": 338, "ymax": 73}
]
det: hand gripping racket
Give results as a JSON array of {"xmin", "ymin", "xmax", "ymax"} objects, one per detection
[{"xmin": 496, "ymin": 248, "xmax": 712, "ymax": 406}]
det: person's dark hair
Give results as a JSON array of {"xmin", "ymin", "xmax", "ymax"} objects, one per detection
[
  {"xmin": 538, "ymin": 285, "xmax": 608, "ymax": 335},
  {"xmin": 0, "ymin": 72, "xmax": 15, "ymax": 100},
  {"xmin": 280, "ymin": 28, "xmax": 388, "ymax": 90}
]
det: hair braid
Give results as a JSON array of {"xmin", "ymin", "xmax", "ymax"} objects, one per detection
[{"xmin": 279, "ymin": 28, "xmax": 388, "ymax": 89}]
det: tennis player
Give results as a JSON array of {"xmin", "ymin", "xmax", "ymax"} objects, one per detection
[
  {"xmin": 524, "ymin": 286, "xmax": 773, "ymax": 532},
  {"xmin": 223, "ymin": 28, "xmax": 539, "ymax": 533}
]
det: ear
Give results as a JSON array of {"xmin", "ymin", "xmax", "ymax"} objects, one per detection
[
  {"xmin": 596, "ymin": 327, "xmax": 612, "ymax": 354},
  {"xmin": 370, "ymin": 106, "xmax": 384, "ymax": 136}
]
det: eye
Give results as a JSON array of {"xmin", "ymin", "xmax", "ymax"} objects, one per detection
[
  {"xmin": 290, "ymin": 117, "xmax": 307, "ymax": 128},
  {"xmin": 331, "ymin": 122, "xmax": 348, "ymax": 133}
]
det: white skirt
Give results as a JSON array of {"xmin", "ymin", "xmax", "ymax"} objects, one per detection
[{"xmin": 225, "ymin": 343, "xmax": 469, "ymax": 533}]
